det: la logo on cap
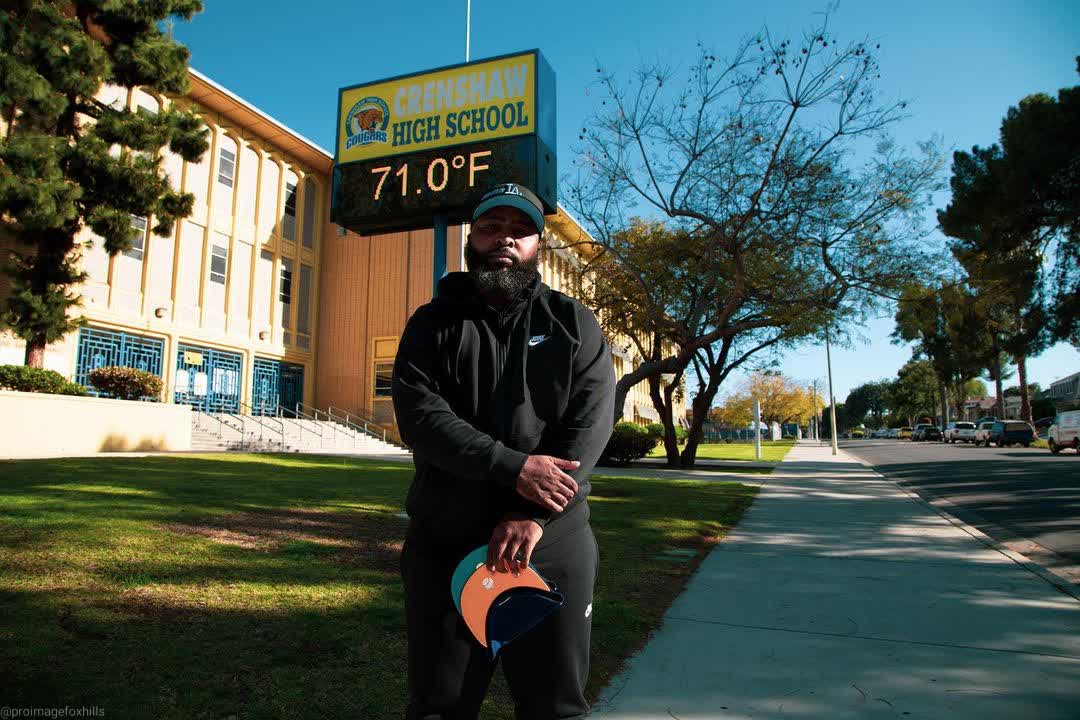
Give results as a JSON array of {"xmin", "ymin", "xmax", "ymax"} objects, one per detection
[{"xmin": 503, "ymin": 184, "xmax": 521, "ymax": 196}]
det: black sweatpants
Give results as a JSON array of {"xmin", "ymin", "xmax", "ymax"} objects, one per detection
[{"xmin": 399, "ymin": 519, "xmax": 599, "ymax": 720}]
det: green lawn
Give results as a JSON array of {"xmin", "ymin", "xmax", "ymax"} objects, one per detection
[
  {"xmin": 648, "ymin": 438, "xmax": 796, "ymax": 463},
  {"xmin": 0, "ymin": 453, "xmax": 757, "ymax": 719}
]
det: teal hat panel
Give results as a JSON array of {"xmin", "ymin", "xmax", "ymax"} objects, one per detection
[{"xmin": 451, "ymin": 545, "xmax": 489, "ymax": 615}]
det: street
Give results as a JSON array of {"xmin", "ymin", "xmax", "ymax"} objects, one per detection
[{"xmin": 840, "ymin": 438, "xmax": 1080, "ymax": 585}]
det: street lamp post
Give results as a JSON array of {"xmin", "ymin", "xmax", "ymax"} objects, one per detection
[{"xmin": 825, "ymin": 325, "xmax": 838, "ymax": 456}]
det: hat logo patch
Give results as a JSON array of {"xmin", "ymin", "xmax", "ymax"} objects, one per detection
[{"xmin": 482, "ymin": 577, "xmax": 495, "ymax": 590}]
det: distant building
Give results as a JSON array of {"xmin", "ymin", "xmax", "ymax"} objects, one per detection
[
  {"xmin": 1048, "ymin": 371, "xmax": 1080, "ymax": 411},
  {"xmin": 961, "ymin": 396, "xmax": 998, "ymax": 421}
]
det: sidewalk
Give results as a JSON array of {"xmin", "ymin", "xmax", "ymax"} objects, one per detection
[{"xmin": 591, "ymin": 442, "xmax": 1080, "ymax": 719}]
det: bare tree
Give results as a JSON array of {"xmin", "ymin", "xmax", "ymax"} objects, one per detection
[{"xmin": 560, "ymin": 15, "xmax": 944, "ymax": 467}]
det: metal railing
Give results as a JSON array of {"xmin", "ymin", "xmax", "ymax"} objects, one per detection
[
  {"xmin": 234, "ymin": 402, "xmax": 287, "ymax": 450},
  {"xmin": 192, "ymin": 409, "xmax": 225, "ymax": 439},
  {"xmin": 275, "ymin": 403, "xmax": 327, "ymax": 446},
  {"xmin": 327, "ymin": 404, "xmax": 389, "ymax": 444}
]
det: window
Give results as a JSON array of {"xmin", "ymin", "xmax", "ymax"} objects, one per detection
[
  {"xmin": 217, "ymin": 147, "xmax": 235, "ymax": 187},
  {"xmin": 301, "ymin": 178, "xmax": 316, "ymax": 249},
  {"xmin": 279, "ymin": 262, "xmax": 293, "ymax": 304},
  {"xmin": 125, "ymin": 215, "xmax": 147, "ymax": 260},
  {"xmin": 282, "ymin": 181, "xmax": 297, "ymax": 240},
  {"xmin": 374, "ymin": 361, "xmax": 393, "ymax": 398},
  {"xmin": 210, "ymin": 244, "xmax": 228, "ymax": 284},
  {"xmin": 296, "ymin": 263, "xmax": 311, "ymax": 335},
  {"xmin": 280, "ymin": 259, "xmax": 293, "ymax": 338}
]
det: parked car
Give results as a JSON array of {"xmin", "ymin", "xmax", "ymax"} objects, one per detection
[
  {"xmin": 973, "ymin": 420, "xmax": 995, "ymax": 446},
  {"xmin": 911, "ymin": 423, "xmax": 933, "ymax": 441},
  {"xmin": 1048, "ymin": 410, "xmax": 1080, "ymax": 455},
  {"xmin": 898, "ymin": 426, "xmax": 913, "ymax": 439},
  {"xmin": 888, "ymin": 428, "xmax": 901, "ymax": 439},
  {"xmin": 922, "ymin": 425, "xmax": 943, "ymax": 441},
  {"xmin": 1034, "ymin": 416, "xmax": 1054, "ymax": 438},
  {"xmin": 987, "ymin": 420, "xmax": 1035, "ymax": 448},
  {"xmin": 944, "ymin": 421, "xmax": 977, "ymax": 444}
]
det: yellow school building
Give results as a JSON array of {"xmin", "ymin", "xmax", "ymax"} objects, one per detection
[{"xmin": 0, "ymin": 69, "xmax": 684, "ymax": 443}]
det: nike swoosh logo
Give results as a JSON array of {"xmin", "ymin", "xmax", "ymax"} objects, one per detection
[{"xmin": 528, "ymin": 335, "xmax": 549, "ymax": 347}]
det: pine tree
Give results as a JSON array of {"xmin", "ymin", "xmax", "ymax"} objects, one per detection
[{"xmin": 0, "ymin": 0, "xmax": 208, "ymax": 367}]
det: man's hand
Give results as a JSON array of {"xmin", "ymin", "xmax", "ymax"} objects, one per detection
[
  {"xmin": 487, "ymin": 512, "xmax": 544, "ymax": 574},
  {"xmin": 515, "ymin": 455, "xmax": 580, "ymax": 512}
]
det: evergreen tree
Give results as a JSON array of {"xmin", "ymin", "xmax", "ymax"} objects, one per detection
[{"xmin": 0, "ymin": 0, "xmax": 207, "ymax": 366}]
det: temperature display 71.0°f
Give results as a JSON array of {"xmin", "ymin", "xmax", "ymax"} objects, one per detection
[
  {"xmin": 331, "ymin": 135, "xmax": 554, "ymax": 235},
  {"xmin": 371, "ymin": 149, "xmax": 492, "ymax": 200}
]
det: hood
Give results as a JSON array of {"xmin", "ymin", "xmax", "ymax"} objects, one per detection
[{"xmin": 434, "ymin": 269, "xmax": 550, "ymax": 404}]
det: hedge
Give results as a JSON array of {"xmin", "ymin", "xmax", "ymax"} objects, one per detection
[
  {"xmin": 0, "ymin": 364, "xmax": 87, "ymax": 396},
  {"xmin": 599, "ymin": 421, "xmax": 657, "ymax": 466},
  {"xmin": 87, "ymin": 366, "xmax": 163, "ymax": 401}
]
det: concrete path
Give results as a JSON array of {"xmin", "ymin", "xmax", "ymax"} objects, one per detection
[{"xmin": 591, "ymin": 442, "xmax": 1080, "ymax": 719}]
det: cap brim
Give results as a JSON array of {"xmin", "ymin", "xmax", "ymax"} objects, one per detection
[
  {"xmin": 486, "ymin": 587, "xmax": 565, "ymax": 658},
  {"xmin": 472, "ymin": 195, "xmax": 545, "ymax": 234}
]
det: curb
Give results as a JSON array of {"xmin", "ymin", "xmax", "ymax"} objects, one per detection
[{"xmin": 838, "ymin": 447, "xmax": 1080, "ymax": 603}]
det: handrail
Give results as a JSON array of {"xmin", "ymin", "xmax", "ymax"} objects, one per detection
[
  {"xmin": 294, "ymin": 402, "xmax": 357, "ymax": 446},
  {"xmin": 277, "ymin": 403, "xmax": 328, "ymax": 445},
  {"xmin": 192, "ymin": 409, "xmax": 224, "ymax": 439},
  {"xmin": 327, "ymin": 404, "xmax": 389, "ymax": 444},
  {"xmin": 236, "ymin": 402, "xmax": 286, "ymax": 450}
]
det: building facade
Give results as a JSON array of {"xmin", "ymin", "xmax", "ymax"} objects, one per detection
[{"xmin": 0, "ymin": 70, "xmax": 684, "ymax": 438}]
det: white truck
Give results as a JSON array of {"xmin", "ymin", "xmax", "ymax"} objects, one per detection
[
  {"xmin": 944, "ymin": 421, "xmax": 977, "ymax": 444},
  {"xmin": 1048, "ymin": 410, "xmax": 1080, "ymax": 455}
]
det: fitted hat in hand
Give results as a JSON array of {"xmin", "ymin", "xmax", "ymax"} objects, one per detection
[
  {"xmin": 450, "ymin": 545, "xmax": 564, "ymax": 658},
  {"xmin": 471, "ymin": 183, "xmax": 545, "ymax": 234}
]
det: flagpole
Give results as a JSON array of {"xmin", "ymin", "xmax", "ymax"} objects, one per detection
[{"xmin": 465, "ymin": 0, "xmax": 471, "ymax": 61}]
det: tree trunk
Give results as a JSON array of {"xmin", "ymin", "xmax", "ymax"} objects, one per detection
[
  {"xmin": 991, "ymin": 335, "xmax": 1005, "ymax": 419},
  {"xmin": 938, "ymin": 379, "xmax": 949, "ymax": 429},
  {"xmin": 648, "ymin": 374, "xmax": 680, "ymax": 467},
  {"xmin": 24, "ymin": 336, "xmax": 46, "ymax": 368},
  {"xmin": 1016, "ymin": 355, "xmax": 1033, "ymax": 425}
]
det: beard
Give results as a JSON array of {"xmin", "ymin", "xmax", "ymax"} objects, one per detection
[{"xmin": 464, "ymin": 242, "xmax": 540, "ymax": 301}]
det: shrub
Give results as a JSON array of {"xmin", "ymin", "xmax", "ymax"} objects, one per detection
[
  {"xmin": 0, "ymin": 364, "xmax": 71, "ymax": 394},
  {"xmin": 600, "ymin": 422, "xmax": 657, "ymax": 466},
  {"xmin": 87, "ymin": 366, "xmax": 163, "ymax": 401},
  {"xmin": 60, "ymin": 382, "xmax": 88, "ymax": 396},
  {"xmin": 646, "ymin": 422, "xmax": 688, "ymax": 445}
]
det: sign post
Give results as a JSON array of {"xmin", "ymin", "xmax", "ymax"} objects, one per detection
[
  {"xmin": 753, "ymin": 398, "xmax": 762, "ymax": 461},
  {"xmin": 331, "ymin": 50, "xmax": 557, "ymax": 297}
]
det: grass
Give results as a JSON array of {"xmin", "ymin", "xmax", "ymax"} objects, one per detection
[
  {"xmin": 648, "ymin": 438, "xmax": 796, "ymax": 463},
  {"xmin": 0, "ymin": 453, "xmax": 757, "ymax": 719}
]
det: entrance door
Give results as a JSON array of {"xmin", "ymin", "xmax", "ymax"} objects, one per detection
[
  {"xmin": 252, "ymin": 358, "xmax": 280, "ymax": 416},
  {"xmin": 280, "ymin": 363, "xmax": 304, "ymax": 411},
  {"xmin": 251, "ymin": 358, "xmax": 304, "ymax": 416},
  {"xmin": 174, "ymin": 344, "xmax": 243, "ymax": 413}
]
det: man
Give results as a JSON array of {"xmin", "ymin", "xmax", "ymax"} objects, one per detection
[{"xmin": 392, "ymin": 182, "xmax": 616, "ymax": 720}]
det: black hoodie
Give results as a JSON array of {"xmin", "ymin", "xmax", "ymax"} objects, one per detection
[{"xmin": 391, "ymin": 267, "xmax": 616, "ymax": 547}]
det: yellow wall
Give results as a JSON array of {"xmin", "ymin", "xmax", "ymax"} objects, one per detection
[
  {"xmin": 0, "ymin": 80, "xmax": 327, "ymax": 408},
  {"xmin": 0, "ymin": 69, "xmax": 684, "ymax": 429}
]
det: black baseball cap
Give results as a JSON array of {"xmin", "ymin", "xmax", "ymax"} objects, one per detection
[{"xmin": 472, "ymin": 183, "xmax": 545, "ymax": 234}]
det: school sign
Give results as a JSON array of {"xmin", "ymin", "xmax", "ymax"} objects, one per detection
[{"xmin": 331, "ymin": 50, "xmax": 557, "ymax": 235}]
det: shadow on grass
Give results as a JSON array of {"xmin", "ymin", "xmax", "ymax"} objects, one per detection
[{"xmin": 0, "ymin": 453, "xmax": 758, "ymax": 720}]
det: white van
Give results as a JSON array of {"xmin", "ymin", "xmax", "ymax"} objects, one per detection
[{"xmin": 1048, "ymin": 410, "xmax": 1080, "ymax": 455}]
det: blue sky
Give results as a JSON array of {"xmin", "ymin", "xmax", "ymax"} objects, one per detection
[{"xmin": 172, "ymin": 0, "xmax": 1079, "ymax": 402}]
